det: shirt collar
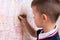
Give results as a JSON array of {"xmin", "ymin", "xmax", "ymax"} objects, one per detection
[{"xmin": 39, "ymin": 26, "xmax": 58, "ymax": 39}]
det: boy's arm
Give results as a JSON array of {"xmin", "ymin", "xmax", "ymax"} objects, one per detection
[{"xmin": 18, "ymin": 15, "xmax": 36, "ymax": 37}]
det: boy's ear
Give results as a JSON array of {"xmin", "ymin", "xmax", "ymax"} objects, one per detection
[{"xmin": 42, "ymin": 14, "xmax": 48, "ymax": 22}]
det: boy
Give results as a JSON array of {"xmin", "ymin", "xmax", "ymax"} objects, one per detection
[{"xmin": 18, "ymin": 0, "xmax": 60, "ymax": 40}]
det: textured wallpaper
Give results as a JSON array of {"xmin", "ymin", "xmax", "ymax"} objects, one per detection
[{"xmin": 0, "ymin": 0, "xmax": 22, "ymax": 40}]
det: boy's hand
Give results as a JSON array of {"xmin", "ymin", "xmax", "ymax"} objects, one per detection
[
  {"xmin": 18, "ymin": 15, "xmax": 27, "ymax": 26},
  {"xmin": 18, "ymin": 14, "xmax": 36, "ymax": 37}
]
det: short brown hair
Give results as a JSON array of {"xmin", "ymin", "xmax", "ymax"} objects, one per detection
[{"xmin": 31, "ymin": 0, "xmax": 60, "ymax": 22}]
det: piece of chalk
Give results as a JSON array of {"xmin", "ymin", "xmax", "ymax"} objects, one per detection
[{"xmin": 21, "ymin": 15, "xmax": 26, "ymax": 18}]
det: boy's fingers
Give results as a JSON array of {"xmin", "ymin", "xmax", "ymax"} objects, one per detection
[{"xmin": 18, "ymin": 16, "xmax": 22, "ymax": 21}]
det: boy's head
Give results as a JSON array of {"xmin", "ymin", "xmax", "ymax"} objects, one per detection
[{"xmin": 31, "ymin": 0, "xmax": 60, "ymax": 28}]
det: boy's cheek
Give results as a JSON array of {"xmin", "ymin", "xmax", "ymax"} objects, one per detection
[
  {"xmin": 34, "ymin": 15, "xmax": 43, "ymax": 28},
  {"xmin": 34, "ymin": 17, "xmax": 42, "ymax": 28}
]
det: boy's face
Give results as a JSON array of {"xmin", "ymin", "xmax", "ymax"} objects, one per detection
[{"xmin": 32, "ymin": 6, "xmax": 43, "ymax": 28}]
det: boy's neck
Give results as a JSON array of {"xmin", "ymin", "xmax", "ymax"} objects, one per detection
[{"xmin": 43, "ymin": 24, "xmax": 56, "ymax": 33}]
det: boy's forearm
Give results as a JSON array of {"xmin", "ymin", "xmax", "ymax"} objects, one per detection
[
  {"xmin": 26, "ymin": 23, "xmax": 36, "ymax": 37},
  {"xmin": 23, "ymin": 21, "xmax": 36, "ymax": 37}
]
